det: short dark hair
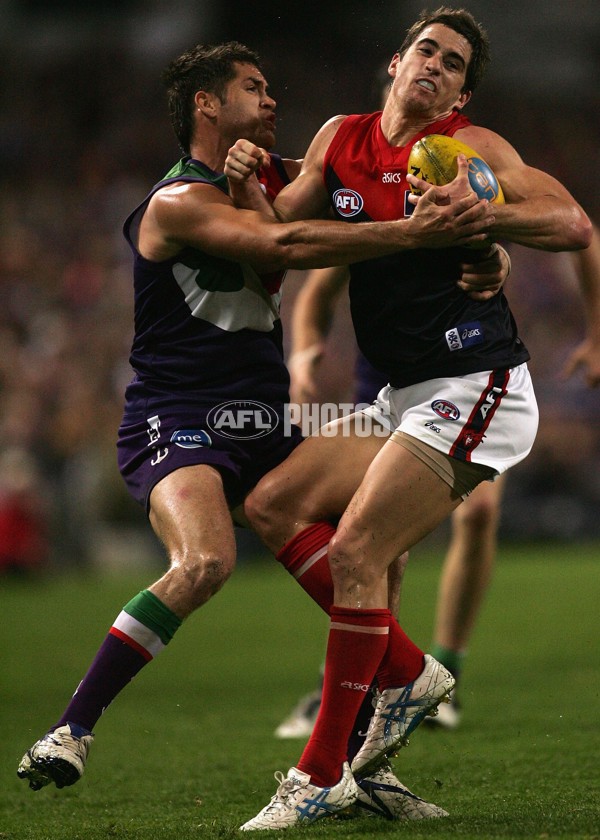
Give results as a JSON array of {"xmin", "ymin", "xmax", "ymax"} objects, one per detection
[
  {"xmin": 162, "ymin": 41, "xmax": 263, "ymax": 154},
  {"xmin": 398, "ymin": 7, "xmax": 490, "ymax": 93}
]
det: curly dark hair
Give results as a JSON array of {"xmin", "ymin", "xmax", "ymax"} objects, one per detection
[
  {"xmin": 162, "ymin": 41, "xmax": 263, "ymax": 154},
  {"xmin": 398, "ymin": 7, "xmax": 491, "ymax": 94}
]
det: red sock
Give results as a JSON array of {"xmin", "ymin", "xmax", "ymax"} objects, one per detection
[
  {"xmin": 297, "ymin": 606, "xmax": 391, "ymax": 787},
  {"xmin": 276, "ymin": 522, "xmax": 335, "ymax": 611},
  {"xmin": 375, "ymin": 619, "xmax": 424, "ymax": 688},
  {"xmin": 278, "ymin": 525, "xmax": 423, "ymax": 691}
]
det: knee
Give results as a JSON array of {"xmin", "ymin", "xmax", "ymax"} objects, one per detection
[
  {"xmin": 167, "ymin": 548, "xmax": 235, "ymax": 608},
  {"xmin": 243, "ymin": 480, "xmax": 270, "ymax": 534},
  {"xmin": 327, "ymin": 527, "xmax": 371, "ymax": 589},
  {"xmin": 455, "ymin": 491, "xmax": 501, "ymax": 534},
  {"xmin": 244, "ymin": 473, "xmax": 290, "ymax": 550}
]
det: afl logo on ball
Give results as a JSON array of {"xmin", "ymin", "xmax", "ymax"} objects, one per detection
[
  {"xmin": 431, "ymin": 399, "xmax": 460, "ymax": 421},
  {"xmin": 333, "ymin": 188, "xmax": 364, "ymax": 218}
]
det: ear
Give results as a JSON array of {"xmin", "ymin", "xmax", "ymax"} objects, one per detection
[
  {"xmin": 454, "ymin": 89, "xmax": 472, "ymax": 111},
  {"xmin": 195, "ymin": 90, "xmax": 219, "ymax": 117},
  {"xmin": 388, "ymin": 53, "xmax": 401, "ymax": 79}
]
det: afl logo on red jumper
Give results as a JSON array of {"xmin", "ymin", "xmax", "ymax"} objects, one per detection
[
  {"xmin": 431, "ymin": 399, "xmax": 460, "ymax": 420},
  {"xmin": 333, "ymin": 188, "xmax": 364, "ymax": 217}
]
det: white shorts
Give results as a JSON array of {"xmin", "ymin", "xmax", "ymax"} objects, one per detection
[{"xmin": 362, "ymin": 364, "xmax": 539, "ymax": 476}]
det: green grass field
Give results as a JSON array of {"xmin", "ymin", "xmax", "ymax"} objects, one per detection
[{"xmin": 1, "ymin": 541, "xmax": 599, "ymax": 840}]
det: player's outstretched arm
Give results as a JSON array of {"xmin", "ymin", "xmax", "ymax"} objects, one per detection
[
  {"xmin": 561, "ymin": 222, "xmax": 600, "ymax": 387},
  {"xmin": 142, "ymin": 175, "xmax": 492, "ymax": 274},
  {"xmin": 456, "ymin": 127, "xmax": 592, "ymax": 252}
]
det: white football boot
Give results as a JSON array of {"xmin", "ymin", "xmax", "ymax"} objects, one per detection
[
  {"xmin": 352, "ymin": 655, "xmax": 455, "ymax": 777},
  {"xmin": 240, "ymin": 762, "xmax": 359, "ymax": 830},
  {"xmin": 17, "ymin": 723, "xmax": 94, "ymax": 790},
  {"xmin": 355, "ymin": 760, "xmax": 449, "ymax": 819}
]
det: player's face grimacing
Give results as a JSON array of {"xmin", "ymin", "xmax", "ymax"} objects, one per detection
[
  {"xmin": 219, "ymin": 62, "xmax": 277, "ymax": 151},
  {"xmin": 389, "ymin": 23, "xmax": 473, "ymax": 119}
]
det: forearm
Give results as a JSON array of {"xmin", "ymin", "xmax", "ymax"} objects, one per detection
[
  {"xmin": 174, "ymin": 163, "xmax": 495, "ymax": 273},
  {"xmin": 291, "ymin": 267, "xmax": 347, "ymax": 352},
  {"xmin": 491, "ymin": 199, "xmax": 591, "ymax": 252},
  {"xmin": 272, "ymin": 219, "xmax": 402, "ymax": 269},
  {"xmin": 575, "ymin": 228, "xmax": 600, "ymax": 338},
  {"xmin": 228, "ymin": 176, "xmax": 276, "ymax": 217},
  {"xmin": 273, "ymin": 209, "xmax": 484, "ymax": 269},
  {"xmin": 291, "ymin": 303, "xmax": 332, "ymax": 354}
]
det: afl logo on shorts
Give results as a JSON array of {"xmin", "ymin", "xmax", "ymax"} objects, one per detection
[
  {"xmin": 431, "ymin": 399, "xmax": 460, "ymax": 421},
  {"xmin": 333, "ymin": 188, "xmax": 364, "ymax": 218},
  {"xmin": 207, "ymin": 400, "xmax": 279, "ymax": 440}
]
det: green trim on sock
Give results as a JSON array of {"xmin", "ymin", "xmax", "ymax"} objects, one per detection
[
  {"xmin": 429, "ymin": 644, "xmax": 465, "ymax": 679},
  {"xmin": 123, "ymin": 590, "xmax": 182, "ymax": 645}
]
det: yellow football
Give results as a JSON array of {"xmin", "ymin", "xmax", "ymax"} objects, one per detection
[{"xmin": 407, "ymin": 134, "xmax": 505, "ymax": 204}]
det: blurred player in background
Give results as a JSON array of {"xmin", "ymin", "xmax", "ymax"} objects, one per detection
[
  {"xmin": 275, "ymin": 220, "xmax": 600, "ymax": 739},
  {"xmin": 226, "ymin": 6, "xmax": 591, "ymax": 829},
  {"xmin": 17, "ymin": 39, "xmax": 496, "ymax": 820}
]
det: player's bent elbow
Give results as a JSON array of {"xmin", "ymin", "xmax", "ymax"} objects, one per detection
[
  {"xmin": 561, "ymin": 210, "xmax": 593, "ymax": 252},
  {"xmin": 576, "ymin": 214, "xmax": 593, "ymax": 250}
]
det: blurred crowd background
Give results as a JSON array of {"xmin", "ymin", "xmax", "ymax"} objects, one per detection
[{"xmin": 1, "ymin": 0, "xmax": 600, "ymax": 576}]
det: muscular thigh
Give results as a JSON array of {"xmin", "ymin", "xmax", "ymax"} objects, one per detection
[
  {"xmin": 149, "ymin": 464, "xmax": 236, "ymax": 564},
  {"xmin": 336, "ymin": 439, "xmax": 463, "ymax": 571},
  {"xmin": 248, "ymin": 413, "xmax": 389, "ymax": 524}
]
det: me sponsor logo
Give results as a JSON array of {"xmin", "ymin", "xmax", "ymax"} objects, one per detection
[
  {"xmin": 207, "ymin": 401, "xmax": 279, "ymax": 440},
  {"xmin": 170, "ymin": 429, "xmax": 212, "ymax": 448}
]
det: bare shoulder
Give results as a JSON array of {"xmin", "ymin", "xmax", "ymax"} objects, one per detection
[
  {"xmin": 298, "ymin": 115, "xmax": 348, "ymax": 179},
  {"xmin": 281, "ymin": 158, "xmax": 303, "ymax": 181},
  {"xmin": 454, "ymin": 125, "xmax": 525, "ymax": 171},
  {"xmin": 314, "ymin": 114, "xmax": 348, "ymax": 146},
  {"xmin": 148, "ymin": 180, "xmax": 231, "ymax": 228},
  {"xmin": 140, "ymin": 181, "xmax": 232, "ymax": 259},
  {"xmin": 304, "ymin": 115, "xmax": 348, "ymax": 161},
  {"xmin": 151, "ymin": 179, "xmax": 230, "ymax": 211},
  {"xmin": 455, "ymin": 124, "xmax": 581, "ymax": 206}
]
